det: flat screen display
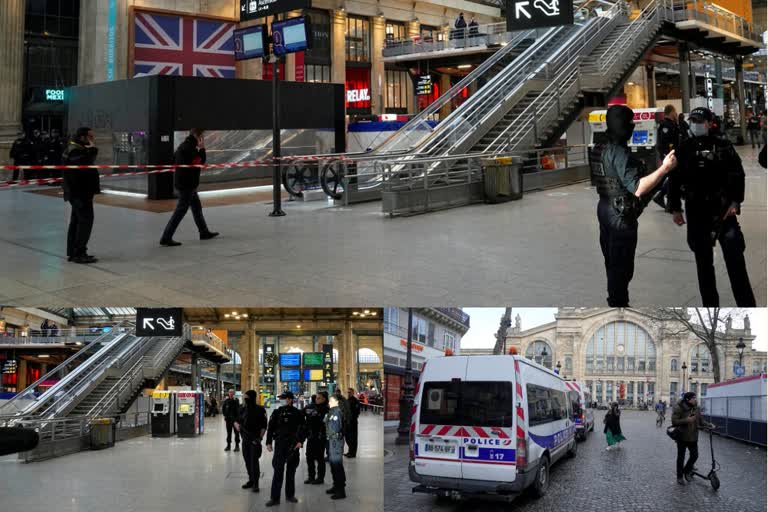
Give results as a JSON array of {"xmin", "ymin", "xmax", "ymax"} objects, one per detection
[
  {"xmin": 303, "ymin": 352, "xmax": 323, "ymax": 367},
  {"xmin": 632, "ymin": 130, "xmax": 648, "ymax": 145},
  {"xmin": 272, "ymin": 16, "xmax": 310, "ymax": 56},
  {"xmin": 304, "ymin": 369, "xmax": 324, "ymax": 381},
  {"xmin": 281, "ymin": 368, "xmax": 301, "ymax": 381},
  {"xmin": 279, "ymin": 353, "xmax": 301, "ymax": 367},
  {"xmin": 153, "ymin": 403, "xmax": 165, "ymax": 412},
  {"xmin": 234, "ymin": 25, "xmax": 267, "ymax": 60}
]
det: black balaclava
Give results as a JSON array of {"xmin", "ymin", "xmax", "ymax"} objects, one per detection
[
  {"xmin": 244, "ymin": 389, "xmax": 257, "ymax": 407},
  {"xmin": 605, "ymin": 105, "xmax": 635, "ymax": 145}
]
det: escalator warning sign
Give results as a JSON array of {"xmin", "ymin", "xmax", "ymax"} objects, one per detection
[
  {"xmin": 136, "ymin": 308, "xmax": 184, "ymax": 337},
  {"xmin": 506, "ymin": 0, "xmax": 573, "ymax": 31}
]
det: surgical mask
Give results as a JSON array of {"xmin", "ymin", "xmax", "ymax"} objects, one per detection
[
  {"xmin": 689, "ymin": 123, "xmax": 708, "ymax": 137},
  {"xmin": 280, "ymin": 399, "xmax": 288, "ymax": 407}
]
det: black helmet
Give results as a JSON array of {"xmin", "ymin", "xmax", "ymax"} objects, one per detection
[{"xmin": 605, "ymin": 105, "xmax": 635, "ymax": 144}]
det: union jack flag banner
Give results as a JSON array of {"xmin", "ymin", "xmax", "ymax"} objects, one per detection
[{"xmin": 132, "ymin": 9, "xmax": 235, "ymax": 78}]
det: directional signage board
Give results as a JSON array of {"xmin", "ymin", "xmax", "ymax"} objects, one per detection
[
  {"xmin": 322, "ymin": 344, "xmax": 334, "ymax": 384},
  {"xmin": 734, "ymin": 363, "xmax": 745, "ymax": 377},
  {"xmin": 240, "ymin": 0, "xmax": 310, "ymax": 21},
  {"xmin": 505, "ymin": 0, "xmax": 573, "ymax": 31},
  {"xmin": 136, "ymin": 308, "xmax": 183, "ymax": 337}
]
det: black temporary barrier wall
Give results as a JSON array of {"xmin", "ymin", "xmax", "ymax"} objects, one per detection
[{"xmin": 66, "ymin": 75, "xmax": 346, "ymax": 199}]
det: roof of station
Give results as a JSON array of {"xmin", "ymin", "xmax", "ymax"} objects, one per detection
[
  {"xmin": 183, "ymin": 308, "xmax": 381, "ymax": 322},
  {"xmin": 46, "ymin": 307, "xmax": 137, "ymax": 321}
]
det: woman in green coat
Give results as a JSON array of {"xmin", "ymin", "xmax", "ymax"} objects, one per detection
[{"xmin": 603, "ymin": 402, "xmax": 626, "ymax": 450}]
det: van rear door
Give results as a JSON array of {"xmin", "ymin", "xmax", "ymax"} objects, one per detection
[
  {"xmin": 414, "ymin": 356, "xmax": 467, "ymax": 479},
  {"xmin": 460, "ymin": 357, "xmax": 516, "ymax": 483}
]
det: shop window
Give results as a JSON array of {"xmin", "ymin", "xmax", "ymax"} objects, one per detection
[
  {"xmin": 305, "ymin": 64, "xmax": 330, "ymax": 83},
  {"xmin": 346, "ymin": 15, "xmax": 370, "ymax": 62},
  {"xmin": 420, "ymin": 25, "xmax": 438, "ymax": 42},
  {"xmin": 385, "ymin": 69, "xmax": 409, "ymax": 113},
  {"xmin": 385, "ymin": 21, "xmax": 406, "ymax": 47}
]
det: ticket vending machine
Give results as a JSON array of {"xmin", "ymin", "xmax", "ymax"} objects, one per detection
[
  {"xmin": 176, "ymin": 391, "xmax": 205, "ymax": 437},
  {"xmin": 151, "ymin": 390, "xmax": 177, "ymax": 437},
  {"xmin": 588, "ymin": 107, "xmax": 663, "ymax": 176}
]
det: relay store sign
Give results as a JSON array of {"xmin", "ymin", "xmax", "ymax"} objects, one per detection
[
  {"xmin": 240, "ymin": 0, "xmax": 310, "ymax": 21},
  {"xmin": 136, "ymin": 308, "xmax": 183, "ymax": 337},
  {"xmin": 345, "ymin": 67, "xmax": 372, "ymax": 111},
  {"xmin": 505, "ymin": 0, "xmax": 573, "ymax": 31}
]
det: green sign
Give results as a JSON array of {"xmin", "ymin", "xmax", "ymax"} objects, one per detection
[
  {"xmin": 303, "ymin": 352, "xmax": 324, "ymax": 367},
  {"xmin": 45, "ymin": 89, "xmax": 65, "ymax": 101}
]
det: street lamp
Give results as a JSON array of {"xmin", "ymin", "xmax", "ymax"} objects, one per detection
[
  {"xmin": 736, "ymin": 337, "xmax": 746, "ymax": 368},
  {"xmin": 396, "ymin": 308, "xmax": 415, "ymax": 445},
  {"xmin": 541, "ymin": 347, "xmax": 548, "ymax": 368},
  {"xmin": 681, "ymin": 361, "xmax": 687, "ymax": 394},
  {"xmin": 556, "ymin": 361, "xmax": 562, "ymax": 375}
]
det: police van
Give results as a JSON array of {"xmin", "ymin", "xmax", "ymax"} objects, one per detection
[
  {"xmin": 565, "ymin": 380, "xmax": 595, "ymax": 441},
  {"xmin": 409, "ymin": 355, "xmax": 578, "ymax": 501}
]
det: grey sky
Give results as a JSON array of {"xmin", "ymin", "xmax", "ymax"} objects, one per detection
[{"xmin": 460, "ymin": 308, "xmax": 767, "ymax": 352}]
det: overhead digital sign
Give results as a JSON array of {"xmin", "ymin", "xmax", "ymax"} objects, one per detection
[
  {"xmin": 280, "ymin": 368, "xmax": 301, "ymax": 381},
  {"xmin": 272, "ymin": 16, "xmax": 311, "ymax": 56},
  {"xmin": 240, "ymin": 0, "xmax": 310, "ymax": 21},
  {"xmin": 415, "ymin": 75, "xmax": 432, "ymax": 96},
  {"xmin": 279, "ymin": 353, "xmax": 301, "ymax": 367},
  {"xmin": 234, "ymin": 25, "xmax": 268, "ymax": 60},
  {"xmin": 303, "ymin": 352, "xmax": 324, "ymax": 367},
  {"xmin": 304, "ymin": 369, "xmax": 324, "ymax": 381}
]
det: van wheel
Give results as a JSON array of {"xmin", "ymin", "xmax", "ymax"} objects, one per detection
[
  {"xmin": 530, "ymin": 456, "xmax": 550, "ymax": 498},
  {"xmin": 567, "ymin": 438, "xmax": 578, "ymax": 458}
]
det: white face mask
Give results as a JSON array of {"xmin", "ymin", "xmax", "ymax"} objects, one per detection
[
  {"xmin": 690, "ymin": 123, "xmax": 709, "ymax": 137},
  {"xmin": 280, "ymin": 399, "xmax": 288, "ymax": 407}
]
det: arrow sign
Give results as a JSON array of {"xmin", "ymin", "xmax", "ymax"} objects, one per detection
[
  {"xmin": 515, "ymin": 1, "xmax": 532, "ymax": 19},
  {"xmin": 136, "ymin": 308, "xmax": 183, "ymax": 337},
  {"xmin": 143, "ymin": 319, "xmax": 155, "ymax": 331}
]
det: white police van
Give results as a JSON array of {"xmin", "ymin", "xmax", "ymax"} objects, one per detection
[
  {"xmin": 565, "ymin": 380, "xmax": 595, "ymax": 440},
  {"xmin": 409, "ymin": 355, "xmax": 578, "ymax": 501}
]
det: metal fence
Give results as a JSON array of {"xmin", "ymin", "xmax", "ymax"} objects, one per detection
[
  {"xmin": 382, "ymin": 21, "xmax": 511, "ymax": 58},
  {"xmin": 702, "ymin": 395, "xmax": 767, "ymax": 446}
]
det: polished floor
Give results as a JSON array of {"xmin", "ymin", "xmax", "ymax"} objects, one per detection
[
  {"xmin": 0, "ymin": 412, "xmax": 383, "ymax": 512},
  {"xmin": 0, "ymin": 147, "xmax": 764, "ymax": 306}
]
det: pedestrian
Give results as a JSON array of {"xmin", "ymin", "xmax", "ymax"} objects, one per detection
[
  {"xmin": 452, "ymin": 12, "xmax": 466, "ymax": 39},
  {"xmin": 593, "ymin": 105, "xmax": 677, "ymax": 306},
  {"xmin": 209, "ymin": 395, "xmax": 218, "ymax": 417},
  {"xmin": 159, "ymin": 128, "xmax": 219, "ymax": 247},
  {"xmin": 670, "ymin": 392, "xmax": 715, "ymax": 485},
  {"xmin": 235, "ymin": 390, "xmax": 268, "ymax": 492},
  {"xmin": 678, "ymin": 113, "xmax": 690, "ymax": 140},
  {"xmin": 9, "ymin": 131, "xmax": 35, "ymax": 181},
  {"xmin": 652, "ymin": 104, "xmax": 680, "ymax": 211},
  {"xmin": 62, "ymin": 127, "xmax": 100, "ymax": 264},
  {"xmin": 304, "ymin": 392, "xmax": 329, "ymax": 485},
  {"xmin": 325, "ymin": 394, "xmax": 346, "ymax": 500},
  {"xmin": 344, "ymin": 387, "xmax": 360, "ymax": 458},
  {"xmin": 603, "ymin": 402, "xmax": 626, "ymax": 450},
  {"xmin": 222, "ymin": 389, "xmax": 241, "ymax": 452},
  {"xmin": 468, "ymin": 16, "xmax": 479, "ymax": 36},
  {"xmin": 668, "ymin": 107, "xmax": 756, "ymax": 307},
  {"xmin": 746, "ymin": 110, "xmax": 761, "ymax": 148},
  {"xmin": 265, "ymin": 391, "xmax": 306, "ymax": 507}
]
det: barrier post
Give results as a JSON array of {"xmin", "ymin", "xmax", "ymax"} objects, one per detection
[{"xmin": 270, "ymin": 12, "xmax": 286, "ymax": 218}]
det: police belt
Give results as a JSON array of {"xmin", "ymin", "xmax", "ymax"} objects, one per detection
[
  {"xmin": 593, "ymin": 173, "xmax": 630, "ymax": 199},
  {"xmin": 327, "ymin": 432, "xmax": 343, "ymax": 441}
]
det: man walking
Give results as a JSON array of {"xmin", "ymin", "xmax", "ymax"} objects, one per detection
[
  {"xmin": 344, "ymin": 388, "xmax": 360, "ymax": 458},
  {"xmin": 62, "ymin": 127, "xmax": 100, "ymax": 264},
  {"xmin": 266, "ymin": 391, "xmax": 306, "ymax": 507},
  {"xmin": 671, "ymin": 392, "xmax": 715, "ymax": 485},
  {"xmin": 222, "ymin": 389, "xmax": 240, "ymax": 452},
  {"xmin": 159, "ymin": 128, "xmax": 219, "ymax": 246}
]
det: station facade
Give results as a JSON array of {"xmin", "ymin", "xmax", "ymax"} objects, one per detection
[{"xmin": 504, "ymin": 308, "xmax": 768, "ymax": 405}]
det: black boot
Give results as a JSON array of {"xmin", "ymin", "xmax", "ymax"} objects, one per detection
[
  {"xmin": 242, "ymin": 481, "xmax": 253, "ymax": 489},
  {"xmin": 224, "ymin": 444, "xmax": 231, "ymax": 452},
  {"xmin": 234, "ymin": 443, "xmax": 240, "ymax": 452},
  {"xmin": 266, "ymin": 500, "xmax": 280, "ymax": 507},
  {"xmin": 326, "ymin": 487, "xmax": 336, "ymax": 495},
  {"xmin": 331, "ymin": 489, "xmax": 346, "ymax": 500}
]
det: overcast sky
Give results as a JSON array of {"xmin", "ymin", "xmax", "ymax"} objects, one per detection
[{"xmin": 460, "ymin": 308, "xmax": 767, "ymax": 352}]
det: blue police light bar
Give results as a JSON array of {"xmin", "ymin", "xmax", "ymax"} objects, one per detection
[
  {"xmin": 234, "ymin": 24, "xmax": 268, "ymax": 61},
  {"xmin": 271, "ymin": 16, "xmax": 310, "ymax": 57}
]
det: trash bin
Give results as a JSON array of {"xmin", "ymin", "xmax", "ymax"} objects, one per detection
[
  {"xmin": 482, "ymin": 156, "xmax": 522, "ymax": 203},
  {"xmin": 90, "ymin": 418, "xmax": 115, "ymax": 450}
]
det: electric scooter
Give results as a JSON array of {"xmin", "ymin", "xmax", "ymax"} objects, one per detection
[{"xmin": 689, "ymin": 426, "xmax": 721, "ymax": 491}]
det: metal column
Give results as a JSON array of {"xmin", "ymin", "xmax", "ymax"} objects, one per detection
[
  {"xmin": 679, "ymin": 43, "xmax": 691, "ymax": 113},
  {"xmin": 191, "ymin": 354, "xmax": 199, "ymax": 391},
  {"xmin": 734, "ymin": 56, "xmax": 747, "ymax": 144}
]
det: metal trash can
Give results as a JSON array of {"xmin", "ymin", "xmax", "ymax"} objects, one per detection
[
  {"xmin": 90, "ymin": 418, "xmax": 115, "ymax": 450},
  {"xmin": 482, "ymin": 156, "xmax": 522, "ymax": 203}
]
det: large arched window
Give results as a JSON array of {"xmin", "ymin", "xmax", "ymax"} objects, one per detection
[
  {"xmin": 585, "ymin": 321, "xmax": 656, "ymax": 374},
  {"xmin": 671, "ymin": 358, "xmax": 678, "ymax": 372},
  {"xmin": 689, "ymin": 344, "xmax": 711, "ymax": 373},
  {"xmin": 525, "ymin": 340, "xmax": 553, "ymax": 369}
]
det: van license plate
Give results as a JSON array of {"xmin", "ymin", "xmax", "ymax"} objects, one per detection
[{"xmin": 424, "ymin": 444, "xmax": 455, "ymax": 454}]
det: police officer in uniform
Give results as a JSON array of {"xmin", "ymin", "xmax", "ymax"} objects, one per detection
[
  {"xmin": 593, "ymin": 105, "xmax": 677, "ymax": 306},
  {"xmin": 266, "ymin": 391, "xmax": 306, "ymax": 507},
  {"xmin": 653, "ymin": 105, "xmax": 680, "ymax": 211},
  {"xmin": 668, "ymin": 107, "xmax": 756, "ymax": 307},
  {"xmin": 303, "ymin": 392, "xmax": 328, "ymax": 485},
  {"xmin": 236, "ymin": 390, "xmax": 268, "ymax": 492}
]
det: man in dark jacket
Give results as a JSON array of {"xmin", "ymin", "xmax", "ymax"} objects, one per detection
[
  {"xmin": 266, "ymin": 391, "xmax": 306, "ymax": 507},
  {"xmin": 159, "ymin": 128, "xmax": 218, "ymax": 246},
  {"xmin": 303, "ymin": 393, "xmax": 329, "ymax": 484},
  {"xmin": 9, "ymin": 131, "xmax": 36, "ymax": 181},
  {"xmin": 652, "ymin": 105, "xmax": 680, "ymax": 211},
  {"xmin": 344, "ymin": 388, "xmax": 361, "ymax": 458},
  {"xmin": 236, "ymin": 390, "xmax": 269, "ymax": 492},
  {"xmin": 671, "ymin": 392, "xmax": 715, "ymax": 485},
  {"xmin": 222, "ymin": 389, "xmax": 241, "ymax": 452},
  {"xmin": 62, "ymin": 127, "xmax": 100, "ymax": 264}
]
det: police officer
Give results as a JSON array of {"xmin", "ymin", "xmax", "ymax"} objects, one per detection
[
  {"xmin": 652, "ymin": 104, "xmax": 680, "ymax": 211},
  {"xmin": 668, "ymin": 107, "xmax": 756, "ymax": 307},
  {"xmin": 594, "ymin": 105, "xmax": 677, "ymax": 306},
  {"xmin": 235, "ymin": 390, "xmax": 268, "ymax": 492},
  {"xmin": 221, "ymin": 389, "xmax": 240, "ymax": 452},
  {"xmin": 303, "ymin": 392, "xmax": 328, "ymax": 485},
  {"xmin": 266, "ymin": 391, "xmax": 306, "ymax": 507},
  {"xmin": 344, "ymin": 388, "xmax": 360, "ymax": 458}
]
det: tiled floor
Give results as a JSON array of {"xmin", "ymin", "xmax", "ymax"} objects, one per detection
[
  {"xmin": 0, "ymin": 147, "xmax": 764, "ymax": 307},
  {"xmin": 0, "ymin": 411, "xmax": 383, "ymax": 512}
]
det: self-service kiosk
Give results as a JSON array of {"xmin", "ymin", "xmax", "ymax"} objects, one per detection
[
  {"xmin": 176, "ymin": 391, "xmax": 205, "ymax": 437},
  {"xmin": 588, "ymin": 107, "xmax": 663, "ymax": 175},
  {"xmin": 151, "ymin": 390, "xmax": 177, "ymax": 437}
]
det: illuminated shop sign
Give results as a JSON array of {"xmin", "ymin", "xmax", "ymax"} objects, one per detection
[
  {"xmin": 345, "ymin": 67, "xmax": 371, "ymax": 111},
  {"xmin": 45, "ymin": 89, "xmax": 65, "ymax": 101}
]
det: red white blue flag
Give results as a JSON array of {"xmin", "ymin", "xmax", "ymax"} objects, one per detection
[{"xmin": 133, "ymin": 10, "xmax": 235, "ymax": 78}]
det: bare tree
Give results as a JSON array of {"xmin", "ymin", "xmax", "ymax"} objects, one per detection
[
  {"xmin": 646, "ymin": 307, "xmax": 747, "ymax": 383},
  {"xmin": 493, "ymin": 307, "xmax": 513, "ymax": 355}
]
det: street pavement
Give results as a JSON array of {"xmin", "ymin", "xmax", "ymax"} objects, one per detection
[{"xmin": 384, "ymin": 409, "xmax": 766, "ymax": 512}]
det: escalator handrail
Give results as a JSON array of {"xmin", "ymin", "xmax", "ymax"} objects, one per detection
[{"xmin": 0, "ymin": 324, "xmax": 129, "ymax": 416}]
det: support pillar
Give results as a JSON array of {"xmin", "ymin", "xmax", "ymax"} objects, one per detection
[
  {"xmin": 679, "ymin": 43, "xmax": 691, "ymax": 113},
  {"xmin": 331, "ymin": 10, "xmax": 347, "ymax": 85},
  {"xmin": 0, "ymin": 0, "xmax": 26, "ymax": 163},
  {"xmin": 714, "ymin": 58, "xmax": 724, "ymax": 101},
  {"xmin": 645, "ymin": 65, "xmax": 656, "ymax": 107},
  {"xmin": 371, "ymin": 16, "xmax": 386, "ymax": 115},
  {"xmin": 734, "ymin": 56, "xmax": 747, "ymax": 144},
  {"xmin": 439, "ymin": 73, "xmax": 452, "ymax": 119},
  {"xmin": 191, "ymin": 354, "xmax": 199, "ymax": 390},
  {"xmin": 17, "ymin": 359, "xmax": 28, "ymax": 390},
  {"xmin": 216, "ymin": 364, "xmax": 222, "ymax": 400}
]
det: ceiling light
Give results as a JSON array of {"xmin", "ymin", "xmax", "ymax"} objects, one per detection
[
  {"xmin": 364, "ymin": 310, "xmax": 370, "ymax": 314},
  {"xmin": 457, "ymin": 64, "xmax": 472, "ymax": 69},
  {"xmin": 224, "ymin": 314, "xmax": 230, "ymax": 318},
  {"xmin": 627, "ymin": 81, "xmax": 635, "ymax": 86},
  {"xmin": 352, "ymin": 312, "xmax": 359, "ymax": 316},
  {"xmin": 231, "ymin": 311, "xmax": 237, "ymax": 316},
  {"xmin": 296, "ymin": 325, "xmax": 302, "ymax": 329},
  {"xmin": 75, "ymin": 342, "xmax": 83, "ymax": 346},
  {"xmin": 39, "ymin": 354, "xmax": 50, "ymax": 358}
]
